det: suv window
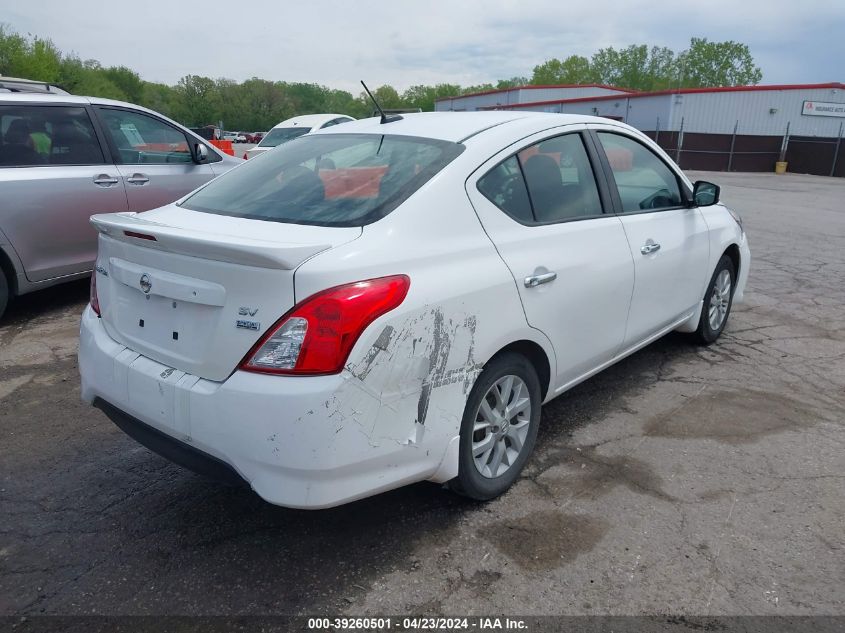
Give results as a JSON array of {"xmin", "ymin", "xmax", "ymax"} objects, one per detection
[
  {"xmin": 180, "ymin": 133, "xmax": 464, "ymax": 227},
  {"xmin": 478, "ymin": 132, "xmax": 603, "ymax": 224},
  {"xmin": 597, "ymin": 132, "xmax": 683, "ymax": 212},
  {"xmin": 0, "ymin": 105, "xmax": 105, "ymax": 167},
  {"xmin": 97, "ymin": 108, "xmax": 193, "ymax": 165}
]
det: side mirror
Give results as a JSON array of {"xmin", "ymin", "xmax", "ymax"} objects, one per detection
[
  {"xmin": 194, "ymin": 143, "xmax": 209, "ymax": 164},
  {"xmin": 692, "ymin": 180, "xmax": 720, "ymax": 207}
]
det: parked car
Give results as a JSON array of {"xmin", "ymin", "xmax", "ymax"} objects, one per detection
[
  {"xmin": 79, "ymin": 112, "xmax": 750, "ymax": 509},
  {"xmin": 234, "ymin": 132, "xmax": 248, "ymax": 143},
  {"xmin": 243, "ymin": 114, "xmax": 354, "ymax": 159},
  {"xmin": 221, "ymin": 131, "xmax": 239, "ymax": 142},
  {"xmin": 249, "ymin": 131, "xmax": 265, "ymax": 144},
  {"xmin": 0, "ymin": 91, "xmax": 241, "ymax": 318}
]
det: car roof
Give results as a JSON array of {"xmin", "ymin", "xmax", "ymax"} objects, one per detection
[
  {"xmin": 0, "ymin": 92, "xmax": 179, "ymax": 117},
  {"xmin": 271, "ymin": 113, "xmax": 353, "ymax": 129},
  {"xmin": 311, "ymin": 111, "xmax": 593, "ymax": 143}
]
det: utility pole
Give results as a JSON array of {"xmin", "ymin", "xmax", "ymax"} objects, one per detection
[
  {"xmin": 728, "ymin": 120, "xmax": 738, "ymax": 172},
  {"xmin": 832, "ymin": 122, "xmax": 843, "ymax": 178}
]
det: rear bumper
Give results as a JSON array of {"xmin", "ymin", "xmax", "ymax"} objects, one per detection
[
  {"xmin": 79, "ymin": 307, "xmax": 452, "ymax": 508},
  {"xmin": 94, "ymin": 398, "xmax": 246, "ymax": 487}
]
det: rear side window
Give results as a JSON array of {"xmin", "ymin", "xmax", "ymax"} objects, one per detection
[
  {"xmin": 0, "ymin": 105, "xmax": 105, "ymax": 167},
  {"xmin": 478, "ymin": 132, "xmax": 603, "ymax": 224},
  {"xmin": 97, "ymin": 108, "xmax": 193, "ymax": 165},
  {"xmin": 180, "ymin": 133, "xmax": 464, "ymax": 227},
  {"xmin": 477, "ymin": 156, "xmax": 532, "ymax": 223},
  {"xmin": 596, "ymin": 132, "xmax": 683, "ymax": 212}
]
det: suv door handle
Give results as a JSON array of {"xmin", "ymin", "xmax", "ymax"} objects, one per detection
[
  {"xmin": 524, "ymin": 272, "xmax": 557, "ymax": 288},
  {"xmin": 641, "ymin": 242, "xmax": 661, "ymax": 255},
  {"xmin": 93, "ymin": 174, "xmax": 119, "ymax": 187},
  {"xmin": 126, "ymin": 173, "xmax": 150, "ymax": 185}
]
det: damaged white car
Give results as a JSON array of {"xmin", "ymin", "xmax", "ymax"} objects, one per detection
[{"xmin": 78, "ymin": 111, "xmax": 750, "ymax": 508}]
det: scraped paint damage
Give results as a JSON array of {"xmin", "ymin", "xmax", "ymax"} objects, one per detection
[{"xmin": 321, "ymin": 306, "xmax": 481, "ymax": 448}]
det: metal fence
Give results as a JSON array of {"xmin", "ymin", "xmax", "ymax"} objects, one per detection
[{"xmin": 642, "ymin": 118, "xmax": 845, "ymax": 177}]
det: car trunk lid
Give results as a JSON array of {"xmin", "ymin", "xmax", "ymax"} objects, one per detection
[{"xmin": 91, "ymin": 206, "xmax": 361, "ymax": 381}]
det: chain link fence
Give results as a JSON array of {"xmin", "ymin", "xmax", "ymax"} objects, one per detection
[{"xmin": 642, "ymin": 118, "xmax": 845, "ymax": 177}]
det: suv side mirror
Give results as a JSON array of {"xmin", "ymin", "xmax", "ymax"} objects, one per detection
[
  {"xmin": 692, "ymin": 180, "xmax": 720, "ymax": 207},
  {"xmin": 194, "ymin": 143, "xmax": 209, "ymax": 164}
]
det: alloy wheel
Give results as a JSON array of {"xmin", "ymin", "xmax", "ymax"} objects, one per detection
[
  {"xmin": 708, "ymin": 269, "xmax": 732, "ymax": 331},
  {"xmin": 471, "ymin": 375, "xmax": 532, "ymax": 479}
]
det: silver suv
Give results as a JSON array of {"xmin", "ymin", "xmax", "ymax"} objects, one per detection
[{"xmin": 0, "ymin": 91, "xmax": 241, "ymax": 318}]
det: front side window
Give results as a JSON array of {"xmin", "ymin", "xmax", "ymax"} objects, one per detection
[
  {"xmin": 0, "ymin": 105, "xmax": 104, "ymax": 167},
  {"xmin": 97, "ymin": 108, "xmax": 192, "ymax": 165},
  {"xmin": 258, "ymin": 127, "xmax": 310, "ymax": 148},
  {"xmin": 597, "ymin": 132, "xmax": 683, "ymax": 213},
  {"xmin": 478, "ymin": 132, "xmax": 603, "ymax": 224},
  {"xmin": 180, "ymin": 133, "xmax": 464, "ymax": 226}
]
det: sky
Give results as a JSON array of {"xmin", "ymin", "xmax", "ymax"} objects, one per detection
[{"xmin": 2, "ymin": 0, "xmax": 844, "ymax": 93}]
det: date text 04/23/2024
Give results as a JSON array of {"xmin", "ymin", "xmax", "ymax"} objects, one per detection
[{"xmin": 307, "ymin": 617, "xmax": 528, "ymax": 630}]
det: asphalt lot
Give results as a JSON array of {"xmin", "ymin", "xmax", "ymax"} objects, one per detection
[{"xmin": 1, "ymin": 170, "xmax": 843, "ymax": 617}]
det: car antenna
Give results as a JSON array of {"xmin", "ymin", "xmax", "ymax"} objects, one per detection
[{"xmin": 361, "ymin": 81, "xmax": 403, "ymax": 124}]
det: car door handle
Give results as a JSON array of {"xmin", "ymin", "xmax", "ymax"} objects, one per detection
[
  {"xmin": 641, "ymin": 242, "xmax": 661, "ymax": 255},
  {"xmin": 524, "ymin": 272, "xmax": 557, "ymax": 288},
  {"xmin": 93, "ymin": 174, "xmax": 120, "ymax": 187},
  {"xmin": 126, "ymin": 173, "xmax": 150, "ymax": 185}
]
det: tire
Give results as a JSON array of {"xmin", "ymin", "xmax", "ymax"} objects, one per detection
[
  {"xmin": 450, "ymin": 352, "xmax": 541, "ymax": 501},
  {"xmin": 0, "ymin": 269, "xmax": 9, "ymax": 321},
  {"xmin": 694, "ymin": 255, "xmax": 736, "ymax": 345}
]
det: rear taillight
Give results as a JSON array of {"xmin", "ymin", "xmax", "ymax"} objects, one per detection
[
  {"xmin": 240, "ymin": 275, "xmax": 410, "ymax": 375},
  {"xmin": 90, "ymin": 272, "xmax": 101, "ymax": 317}
]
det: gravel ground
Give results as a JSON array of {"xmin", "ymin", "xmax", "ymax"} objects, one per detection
[{"xmin": 0, "ymin": 170, "xmax": 843, "ymax": 618}]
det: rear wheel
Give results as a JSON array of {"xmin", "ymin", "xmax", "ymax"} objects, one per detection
[
  {"xmin": 450, "ymin": 352, "xmax": 541, "ymax": 501},
  {"xmin": 695, "ymin": 255, "xmax": 736, "ymax": 344}
]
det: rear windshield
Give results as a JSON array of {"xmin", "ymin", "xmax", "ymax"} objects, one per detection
[
  {"xmin": 258, "ymin": 127, "xmax": 310, "ymax": 147},
  {"xmin": 180, "ymin": 133, "xmax": 464, "ymax": 227}
]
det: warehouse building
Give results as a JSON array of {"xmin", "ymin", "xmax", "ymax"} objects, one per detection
[{"xmin": 435, "ymin": 83, "xmax": 845, "ymax": 176}]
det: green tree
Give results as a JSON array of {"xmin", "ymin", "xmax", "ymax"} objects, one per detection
[
  {"xmin": 0, "ymin": 24, "xmax": 765, "ymax": 130},
  {"xmin": 324, "ymin": 88, "xmax": 368, "ymax": 118},
  {"xmin": 676, "ymin": 37, "xmax": 762, "ymax": 87},
  {"xmin": 102, "ymin": 65, "xmax": 144, "ymax": 102},
  {"xmin": 0, "ymin": 26, "xmax": 61, "ymax": 82},
  {"xmin": 496, "ymin": 76, "xmax": 529, "ymax": 89},
  {"xmin": 140, "ymin": 81, "xmax": 179, "ymax": 119},
  {"xmin": 0, "ymin": 25, "xmax": 28, "ymax": 75},
  {"xmin": 531, "ymin": 56, "xmax": 595, "ymax": 85},
  {"xmin": 358, "ymin": 84, "xmax": 405, "ymax": 115},
  {"xmin": 590, "ymin": 45, "xmax": 678, "ymax": 91},
  {"xmin": 403, "ymin": 83, "xmax": 463, "ymax": 112},
  {"xmin": 58, "ymin": 57, "xmax": 127, "ymax": 99},
  {"xmin": 460, "ymin": 83, "xmax": 494, "ymax": 95},
  {"xmin": 173, "ymin": 74, "xmax": 220, "ymax": 127}
]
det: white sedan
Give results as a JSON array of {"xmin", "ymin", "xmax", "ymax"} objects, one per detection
[{"xmin": 78, "ymin": 112, "xmax": 750, "ymax": 508}]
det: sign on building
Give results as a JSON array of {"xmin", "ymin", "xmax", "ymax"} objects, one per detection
[{"xmin": 802, "ymin": 101, "xmax": 845, "ymax": 118}]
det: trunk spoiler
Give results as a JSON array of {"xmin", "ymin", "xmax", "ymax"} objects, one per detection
[{"xmin": 91, "ymin": 213, "xmax": 331, "ymax": 270}]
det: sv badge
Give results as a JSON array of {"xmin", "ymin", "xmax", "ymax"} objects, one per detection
[{"xmin": 238, "ymin": 307, "xmax": 258, "ymax": 316}]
